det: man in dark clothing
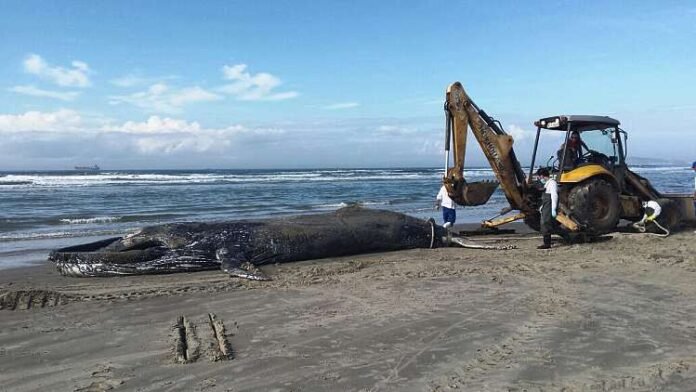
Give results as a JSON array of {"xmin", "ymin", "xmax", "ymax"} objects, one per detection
[
  {"xmin": 536, "ymin": 168, "xmax": 558, "ymax": 249},
  {"xmin": 557, "ymin": 131, "xmax": 587, "ymax": 170}
]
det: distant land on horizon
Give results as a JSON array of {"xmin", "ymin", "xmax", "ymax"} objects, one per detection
[{"xmin": 626, "ymin": 157, "xmax": 692, "ymax": 167}]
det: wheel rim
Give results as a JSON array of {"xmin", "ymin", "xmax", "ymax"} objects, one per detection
[{"xmin": 591, "ymin": 193, "xmax": 609, "ymax": 221}]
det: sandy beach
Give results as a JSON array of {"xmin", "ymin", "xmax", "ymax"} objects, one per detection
[{"xmin": 2, "ymin": 228, "xmax": 696, "ymax": 391}]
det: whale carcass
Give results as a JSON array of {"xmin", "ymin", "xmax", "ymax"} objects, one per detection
[{"xmin": 49, "ymin": 206, "xmax": 504, "ymax": 280}]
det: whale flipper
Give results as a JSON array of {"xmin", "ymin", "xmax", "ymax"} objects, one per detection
[{"xmin": 217, "ymin": 249, "xmax": 271, "ymax": 281}]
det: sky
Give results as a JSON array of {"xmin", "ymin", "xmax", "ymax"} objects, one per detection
[{"xmin": 0, "ymin": 0, "xmax": 694, "ymax": 170}]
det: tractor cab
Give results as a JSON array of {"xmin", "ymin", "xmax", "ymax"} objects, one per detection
[{"xmin": 530, "ymin": 115, "xmax": 627, "ymax": 187}]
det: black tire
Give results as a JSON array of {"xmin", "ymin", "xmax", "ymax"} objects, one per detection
[{"xmin": 566, "ymin": 178, "xmax": 620, "ymax": 234}]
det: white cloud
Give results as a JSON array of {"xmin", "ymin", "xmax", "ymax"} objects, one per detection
[
  {"xmin": 9, "ymin": 85, "xmax": 80, "ymax": 101},
  {"xmin": 171, "ymin": 87, "xmax": 222, "ymax": 106},
  {"xmin": 101, "ymin": 116, "xmax": 256, "ymax": 137},
  {"xmin": 133, "ymin": 136, "xmax": 223, "ymax": 154},
  {"xmin": 109, "ymin": 74, "xmax": 178, "ymax": 88},
  {"xmin": 506, "ymin": 124, "xmax": 534, "ymax": 142},
  {"xmin": 0, "ymin": 110, "xmax": 290, "ymax": 165},
  {"xmin": 0, "ymin": 110, "xmax": 280, "ymax": 139},
  {"xmin": 23, "ymin": 54, "xmax": 91, "ymax": 87},
  {"xmin": 374, "ymin": 124, "xmax": 421, "ymax": 136},
  {"xmin": 102, "ymin": 115, "xmax": 285, "ymax": 155},
  {"xmin": 219, "ymin": 64, "xmax": 298, "ymax": 101},
  {"xmin": 376, "ymin": 124, "xmax": 414, "ymax": 134},
  {"xmin": 109, "ymin": 83, "xmax": 223, "ymax": 114},
  {"xmin": 105, "ymin": 64, "xmax": 297, "ymax": 114},
  {"xmin": 0, "ymin": 109, "xmax": 82, "ymax": 132},
  {"xmin": 0, "ymin": 113, "xmax": 462, "ymax": 168},
  {"xmin": 323, "ymin": 102, "xmax": 360, "ymax": 110},
  {"xmin": 102, "ymin": 115, "xmax": 282, "ymax": 136},
  {"xmin": 102, "ymin": 116, "xmax": 204, "ymax": 134},
  {"xmin": 110, "ymin": 75, "xmax": 148, "ymax": 87},
  {"xmin": 104, "ymin": 116, "xmax": 283, "ymax": 155}
]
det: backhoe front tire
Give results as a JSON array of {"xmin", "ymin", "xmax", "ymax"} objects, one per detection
[{"xmin": 566, "ymin": 178, "xmax": 620, "ymax": 235}]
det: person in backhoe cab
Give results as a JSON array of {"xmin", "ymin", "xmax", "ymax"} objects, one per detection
[
  {"xmin": 435, "ymin": 185, "xmax": 456, "ymax": 230},
  {"xmin": 557, "ymin": 131, "xmax": 587, "ymax": 170},
  {"xmin": 536, "ymin": 168, "xmax": 558, "ymax": 249}
]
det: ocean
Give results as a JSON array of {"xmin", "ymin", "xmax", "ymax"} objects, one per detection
[{"xmin": 1, "ymin": 166, "xmax": 693, "ymax": 269}]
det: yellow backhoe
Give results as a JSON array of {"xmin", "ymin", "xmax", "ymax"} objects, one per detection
[{"xmin": 442, "ymin": 82, "xmax": 695, "ymax": 234}]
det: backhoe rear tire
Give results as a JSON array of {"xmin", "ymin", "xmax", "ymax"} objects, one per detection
[{"xmin": 566, "ymin": 178, "xmax": 620, "ymax": 235}]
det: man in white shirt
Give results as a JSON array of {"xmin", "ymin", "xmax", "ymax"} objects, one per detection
[
  {"xmin": 632, "ymin": 200, "xmax": 663, "ymax": 233},
  {"xmin": 435, "ymin": 185, "xmax": 456, "ymax": 229},
  {"xmin": 536, "ymin": 168, "xmax": 558, "ymax": 249},
  {"xmin": 640, "ymin": 200, "xmax": 662, "ymax": 224}
]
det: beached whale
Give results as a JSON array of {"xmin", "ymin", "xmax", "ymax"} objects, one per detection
[{"xmin": 49, "ymin": 206, "xmax": 505, "ymax": 280}]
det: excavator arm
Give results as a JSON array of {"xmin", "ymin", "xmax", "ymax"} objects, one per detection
[{"xmin": 443, "ymin": 82, "xmax": 528, "ymax": 210}]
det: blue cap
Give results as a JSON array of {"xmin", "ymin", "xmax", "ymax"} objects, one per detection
[{"xmin": 693, "ymin": 161, "xmax": 696, "ymax": 169}]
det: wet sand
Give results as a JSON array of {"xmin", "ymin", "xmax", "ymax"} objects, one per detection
[{"xmin": 1, "ymin": 229, "xmax": 696, "ymax": 391}]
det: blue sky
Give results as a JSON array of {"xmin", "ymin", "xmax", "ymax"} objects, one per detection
[{"xmin": 0, "ymin": 0, "xmax": 694, "ymax": 169}]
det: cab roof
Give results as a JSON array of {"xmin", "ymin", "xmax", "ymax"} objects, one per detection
[{"xmin": 534, "ymin": 115, "xmax": 620, "ymax": 130}]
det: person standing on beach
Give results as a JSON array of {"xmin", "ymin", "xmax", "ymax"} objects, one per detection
[
  {"xmin": 536, "ymin": 168, "xmax": 558, "ymax": 249},
  {"xmin": 692, "ymin": 161, "xmax": 696, "ymax": 200},
  {"xmin": 692, "ymin": 161, "xmax": 696, "ymax": 233},
  {"xmin": 435, "ymin": 185, "xmax": 456, "ymax": 229}
]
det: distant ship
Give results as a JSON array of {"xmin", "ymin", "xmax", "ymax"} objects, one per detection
[{"xmin": 74, "ymin": 164, "xmax": 100, "ymax": 171}]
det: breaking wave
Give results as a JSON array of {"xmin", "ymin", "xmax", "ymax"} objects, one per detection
[
  {"xmin": 0, "ymin": 168, "xmax": 497, "ymax": 188},
  {"xmin": 59, "ymin": 216, "xmax": 121, "ymax": 224}
]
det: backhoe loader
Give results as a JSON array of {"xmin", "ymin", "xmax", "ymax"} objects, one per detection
[{"xmin": 442, "ymin": 82, "xmax": 695, "ymax": 234}]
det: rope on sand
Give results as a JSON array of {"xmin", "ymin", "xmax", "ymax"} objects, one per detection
[
  {"xmin": 425, "ymin": 218, "xmax": 515, "ymax": 250},
  {"xmin": 632, "ymin": 220, "xmax": 670, "ymax": 238},
  {"xmin": 449, "ymin": 236, "xmax": 517, "ymax": 250},
  {"xmin": 428, "ymin": 218, "xmax": 436, "ymax": 249}
]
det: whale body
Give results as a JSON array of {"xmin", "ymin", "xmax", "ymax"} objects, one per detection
[{"xmin": 49, "ymin": 207, "xmax": 446, "ymax": 280}]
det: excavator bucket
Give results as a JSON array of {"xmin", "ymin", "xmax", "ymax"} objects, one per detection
[
  {"xmin": 447, "ymin": 180, "xmax": 499, "ymax": 206},
  {"xmin": 461, "ymin": 180, "xmax": 499, "ymax": 206}
]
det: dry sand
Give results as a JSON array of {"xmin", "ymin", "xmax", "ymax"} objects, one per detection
[{"xmin": 1, "ymin": 229, "xmax": 696, "ymax": 391}]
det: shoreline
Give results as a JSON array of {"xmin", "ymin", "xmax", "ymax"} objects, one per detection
[{"xmin": 2, "ymin": 230, "xmax": 696, "ymax": 390}]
